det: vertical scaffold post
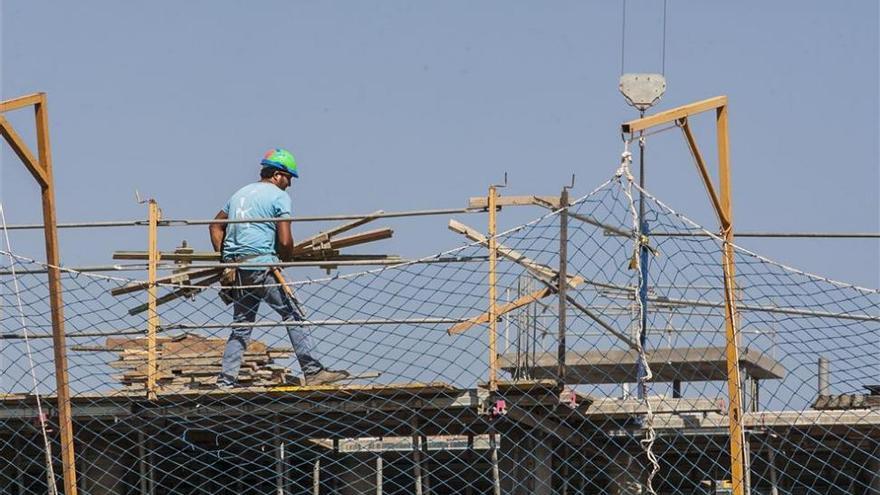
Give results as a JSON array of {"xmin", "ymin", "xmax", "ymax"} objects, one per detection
[
  {"xmin": 490, "ymin": 432, "xmax": 501, "ymax": 495},
  {"xmin": 412, "ymin": 416, "xmax": 423, "ymax": 495},
  {"xmin": 621, "ymin": 95, "xmax": 743, "ymax": 495},
  {"xmin": 138, "ymin": 428, "xmax": 156, "ymax": 495},
  {"xmin": 146, "ymin": 199, "xmax": 160, "ymax": 400},
  {"xmin": 488, "ymin": 185, "xmax": 499, "ymax": 392},
  {"xmin": 557, "ymin": 187, "xmax": 569, "ymax": 388},
  {"xmin": 464, "ymin": 434, "xmax": 474, "ymax": 495},
  {"xmin": 274, "ymin": 421, "xmax": 286, "ymax": 495},
  {"xmin": 312, "ymin": 457, "xmax": 320, "ymax": 495},
  {"xmin": 34, "ymin": 94, "xmax": 78, "ymax": 495},
  {"xmin": 717, "ymin": 103, "xmax": 748, "ymax": 495},
  {"xmin": 376, "ymin": 443, "xmax": 384, "ymax": 495}
]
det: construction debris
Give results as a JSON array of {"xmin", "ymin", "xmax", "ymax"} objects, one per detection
[{"xmin": 74, "ymin": 333, "xmax": 298, "ymax": 390}]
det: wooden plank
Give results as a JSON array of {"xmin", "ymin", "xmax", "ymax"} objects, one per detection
[
  {"xmin": 128, "ymin": 272, "xmax": 221, "ymax": 315},
  {"xmin": 113, "ymin": 250, "xmax": 397, "ymax": 263},
  {"xmin": 621, "ymin": 95, "xmax": 728, "ymax": 133},
  {"xmin": 112, "ymin": 349, "xmax": 285, "ymax": 363},
  {"xmin": 558, "ymin": 187, "xmax": 569, "ymax": 387},
  {"xmin": 448, "ymin": 219, "xmax": 584, "ymax": 287},
  {"xmin": 113, "ymin": 250, "xmax": 219, "ymax": 261},
  {"xmin": 448, "ymin": 287, "xmax": 552, "ymax": 335},
  {"xmin": 146, "ymin": 200, "xmax": 160, "ymax": 400},
  {"xmin": 108, "ymin": 355, "xmax": 285, "ymax": 369},
  {"xmin": 467, "ymin": 195, "xmax": 561, "ymax": 209},
  {"xmin": 114, "ymin": 228, "xmax": 392, "ymax": 261},
  {"xmin": 71, "ymin": 345, "xmax": 125, "ymax": 352},
  {"xmin": 299, "ymin": 227, "xmax": 393, "ymax": 254},
  {"xmin": 113, "ymin": 250, "xmax": 398, "ymax": 263},
  {"xmin": 0, "ymin": 92, "xmax": 43, "ymax": 113},
  {"xmin": 488, "ymin": 187, "xmax": 498, "ymax": 393},
  {"xmin": 295, "ymin": 210, "xmax": 384, "ymax": 249},
  {"xmin": 110, "ymin": 266, "xmax": 221, "ymax": 296},
  {"xmin": 106, "ymin": 336, "xmax": 174, "ymax": 349},
  {"xmin": 0, "ymin": 115, "xmax": 48, "ymax": 187},
  {"xmin": 533, "ymin": 196, "xmax": 634, "ymax": 239}
]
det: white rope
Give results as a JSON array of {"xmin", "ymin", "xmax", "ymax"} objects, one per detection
[
  {"xmin": 0, "ymin": 203, "xmax": 59, "ymax": 495},
  {"xmin": 615, "ymin": 149, "xmax": 660, "ymax": 494}
]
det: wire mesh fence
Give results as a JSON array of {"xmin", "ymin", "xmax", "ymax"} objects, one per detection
[{"xmin": 1, "ymin": 170, "xmax": 878, "ymax": 494}]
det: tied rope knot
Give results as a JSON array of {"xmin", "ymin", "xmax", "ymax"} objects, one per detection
[{"xmin": 616, "ymin": 143, "xmax": 634, "ymax": 181}]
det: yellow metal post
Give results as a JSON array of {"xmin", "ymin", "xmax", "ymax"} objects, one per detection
[
  {"xmin": 35, "ymin": 94, "xmax": 78, "ymax": 495},
  {"xmin": 146, "ymin": 200, "xmax": 160, "ymax": 400},
  {"xmin": 622, "ymin": 96, "xmax": 747, "ymax": 495},
  {"xmin": 488, "ymin": 185, "xmax": 498, "ymax": 392},
  {"xmin": 1, "ymin": 93, "xmax": 79, "ymax": 495},
  {"xmin": 717, "ymin": 104, "xmax": 747, "ymax": 495}
]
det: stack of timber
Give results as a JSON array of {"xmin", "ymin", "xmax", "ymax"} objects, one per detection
[{"xmin": 80, "ymin": 333, "xmax": 297, "ymax": 391}]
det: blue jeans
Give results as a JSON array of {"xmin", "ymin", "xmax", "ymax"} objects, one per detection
[{"xmin": 219, "ymin": 269, "xmax": 323, "ymax": 384}]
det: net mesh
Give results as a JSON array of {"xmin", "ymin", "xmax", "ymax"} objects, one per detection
[{"xmin": 1, "ymin": 170, "xmax": 878, "ymax": 495}]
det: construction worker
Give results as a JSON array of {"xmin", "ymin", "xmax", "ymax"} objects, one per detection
[{"xmin": 210, "ymin": 148, "xmax": 349, "ymax": 388}]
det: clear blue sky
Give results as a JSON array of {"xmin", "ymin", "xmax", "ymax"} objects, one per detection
[{"xmin": 1, "ymin": 1, "xmax": 877, "ymax": 288}]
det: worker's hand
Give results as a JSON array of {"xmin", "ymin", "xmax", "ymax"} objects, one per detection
[
  {"xmin": 275, "ymin": 219, "xmax": 295, "ymax": 261},
  {"xmin": 210, "ymin": 210, "xmax": 228, "ymax": 253}
]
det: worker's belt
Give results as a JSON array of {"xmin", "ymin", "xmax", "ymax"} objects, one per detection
[
  {"xmin": 224, "ymin": 253, "xmax": 266, "ymax": 264},
  {"xmin": 219, "ymin": 254, "xmax": 267, "ymax": 304},
  {"xmin": 221, "ymin": 254, "xmax": 268, "ymax": 283}
]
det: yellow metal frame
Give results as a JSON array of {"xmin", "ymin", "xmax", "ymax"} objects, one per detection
[
  {"xmin": 622, "ymin": 95, "xmax": 747, "ymax": 495},
  {"xmin": 0, "ymin": 93, "xmax": 78, "ymax": 495},
  {"xmin": 487, "ymin": 185, "xmax": 499, "ymax": 392},
  {"xmin": 146, "ymin": 200, "xmax": 161, "ymax": 399}
]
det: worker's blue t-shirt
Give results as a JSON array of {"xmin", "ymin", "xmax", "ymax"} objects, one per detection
[{"xmin": 221, "ymin": 182, "xmax": 292, "ymax": 269}]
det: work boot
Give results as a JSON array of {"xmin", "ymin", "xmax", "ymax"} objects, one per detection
[
  {"xmin": 214, "ymin": 374, "xmax": 236, "ymax": 390},
  {"xmin": 304, "ymin": 369, "xmax": 350, "ymax": 386}
]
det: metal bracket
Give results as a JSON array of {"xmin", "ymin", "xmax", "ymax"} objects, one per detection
[
  {"xmin": 491, "ymin": 172, "xmax": 508, "ymax": 190},
  {"xmin": 619, "ymin": 73, "xmax": 667, "ymax": 111},
  {"xmin": 560, "ymin": 174, "xmax": 574, "ymax": 194}
]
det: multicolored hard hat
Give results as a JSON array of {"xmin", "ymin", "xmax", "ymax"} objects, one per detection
[{"xmin": 260, "ymin": 148, "xmax": 299, "ymax": 178}]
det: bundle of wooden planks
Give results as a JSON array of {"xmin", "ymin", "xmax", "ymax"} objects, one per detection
[
  {"xmin": 76, "ymin": 333, "xmax": 298, "ymax": 391},
  {"xmin": 111, "ymin": 211, "xmax": 397, "ymax": 314}
]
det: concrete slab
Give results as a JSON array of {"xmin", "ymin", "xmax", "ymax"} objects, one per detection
[{"xmin": 499, "ymin": 346, "xmax": 785, "ymax": 384}]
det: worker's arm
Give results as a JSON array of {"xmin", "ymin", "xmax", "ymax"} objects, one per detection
[
  {"xmin": 209, "ymin": 210, "xmax": 228, "ymax": 254},
  {"xmin": 276, "ymin": 220, "xmax": 295, "ymax": 262}
]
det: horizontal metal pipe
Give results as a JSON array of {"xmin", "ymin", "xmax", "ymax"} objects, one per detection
[
  {"xmin": 655, "ymin": 295, "xmax": 879, "ymax": 322},
  {"xmin": 2, "ymin": 207, "xmax": 482, "ymax": 230},
  {"xmin": 162, "ymin": 317, "xmax": 463, "ymax": 330},
  {"xmin": 651, "ymin": 231, "xmax": 880, "ymax": 238},
  {"xmin": 599, "ymin": 290, "xmax": 878, "ymax": 322},
  {"xmin": 0, "ymin": 325, "xmax": 777, "ymax": 341},
  {"xmin": 2, "ymin": 220, "xmax": 147, "ymax": 230},
  {"xmin": 6, "ymin": 214, "xmax": 876, "ymax": 238},
  {"xmin": 1, "ymin": 329, "xmax": 145, "ymax": 340},
  {"xmin": 1, "ymin": 317, "xmax": 466, "ymax": 340},
  {"xmin": 0, "ymin": 256, "xmax": 490, "ymax": 275}
]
